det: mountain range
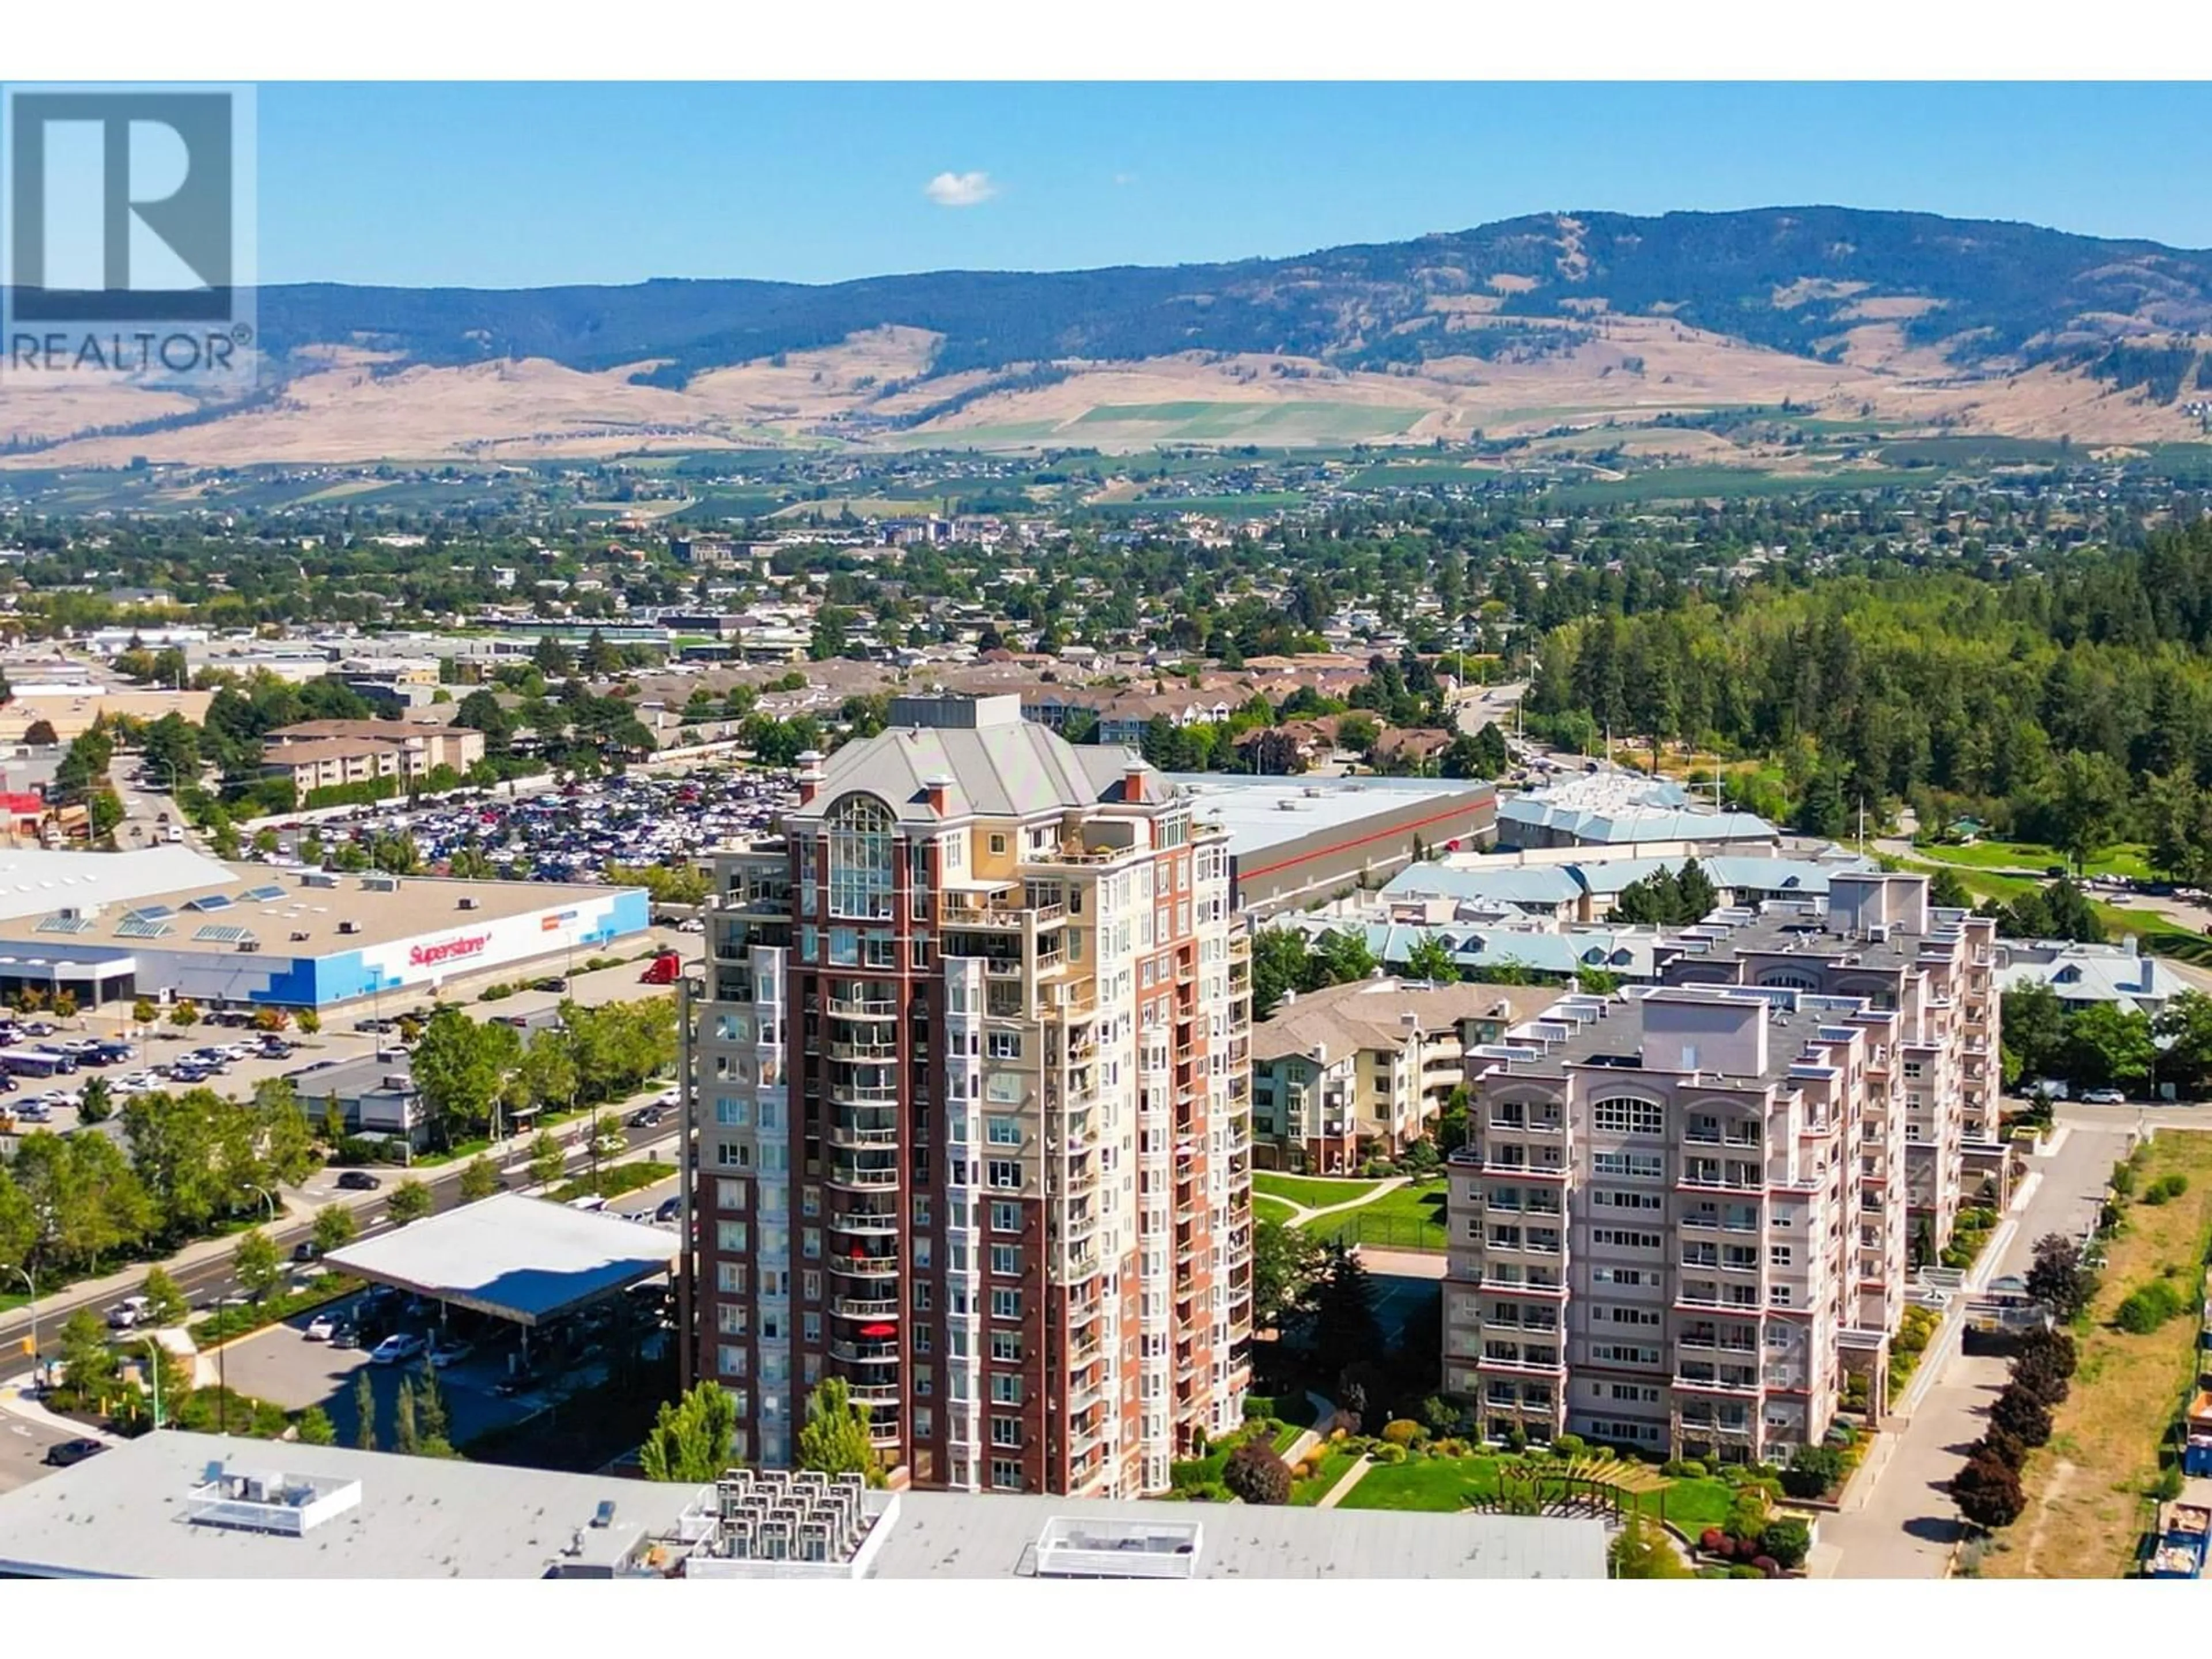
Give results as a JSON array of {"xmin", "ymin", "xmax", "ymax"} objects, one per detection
[{"xmin": 9, "ymin": 206, "xmax": 2212, "ymax": 468}]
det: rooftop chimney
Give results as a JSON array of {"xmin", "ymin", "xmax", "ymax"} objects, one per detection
[
  {"xmin": 795, "ymin": 749, "xmax": 827, "ymax": 806},
  {"xmin": 922, "ymin": 772, "xmax": 954, "ymax": 816},
  {"xmin": 1124, "ymin": 766, "xmax": 1147, "ymax": 804}
]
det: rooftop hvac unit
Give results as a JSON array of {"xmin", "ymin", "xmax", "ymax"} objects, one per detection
[
  {"xmin": 458, "ymin": 896, "xmax": 481, "ymax": 911},
  {"xmin": 237, "ymin": 941, "xmax": 260, "ymax": 954},
  {"xmin": 337, "ymin": 920, "xmax": 360, "ymax": 935}
]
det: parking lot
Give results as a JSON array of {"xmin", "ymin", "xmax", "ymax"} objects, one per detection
[
  {"xmin": 0, "ymin": 1412, "xmax": 85, "ymax": 1498},
  {"xmin": 257, "ymin": 766, "xmax": 793, "ymax": 887}
]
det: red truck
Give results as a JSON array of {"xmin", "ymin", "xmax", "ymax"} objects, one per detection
[{"xmin": 638, "ymin": 950, "xmax": 684, "ymax": 986}]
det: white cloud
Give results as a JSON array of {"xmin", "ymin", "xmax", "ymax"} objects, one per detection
[
  {"xmin": 1112, "ymin": 172, "xmax": 1137, "ymax": 187},
  {"xmin": 924, "ymin": 170, "xmax": 998, "ymax": 208}
]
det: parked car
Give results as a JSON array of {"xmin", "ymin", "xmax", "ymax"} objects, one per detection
[
  {"xmin": 291, "ymin": 1241, "xmax": 320, "ymax": 1263},
  {"xmin": 336, "ymin": 1171, "xmax": 382, "ymax": 1191},
  {"xmin": 369, "ymin": 1333, "xmax": 426, "ymax": 1366},
  {"xmin": 626, "ymin": 1106, "xmax": 665, "ymax": 1129},
  {"xmin": 304, "ymin": 1313, "xmax": 339, "ymax": 1342},
  {"xmin": 329, "ymin": 1322, "xmax": 360, "ymax": 1351},
  {"xmin": 533, "ymin": 976, "xmax": 569, "ymax": 994},
  {"xmin": 44, "ymin": 1437, "xmax": 108, "ymax": 1468},
  {"xmin": 654, "ymin": 1196, "xmax": 681, "ymax": 1224},
  {"xmin": 427, "ymin": 1339, "xmax": 474, "ymax": 1370},
  {"xmin": 2081, "ymin": 1088, "xmax": 2128, "ymax": 1105}
]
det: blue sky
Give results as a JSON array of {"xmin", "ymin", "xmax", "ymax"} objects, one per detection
[{"xmin": 256, "ymin": 83, "xmax": 2212, "ymax": 288}]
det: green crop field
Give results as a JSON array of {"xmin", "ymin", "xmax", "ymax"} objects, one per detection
[{"xmin": 1547, "ymin": 466, "xmax": 1936, "ymax": 507}]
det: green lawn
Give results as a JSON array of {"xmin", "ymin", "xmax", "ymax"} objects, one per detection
[
  {"xmin": 1335, "ymin": 1452, "xmax": 1739, "ymax": 1532},
  {"xmin": 1289, "ymin": 1447, "xmax": 1362, "ymax": 1506},
  {"xmin": 1272, "ymin": 1420, "xmax": 1309, "ymax": 1455},
  {"xmin": 1306, "ymin": 1177, "xmax": 1450, "ymax": 1251},
  {"xmin": 1336, "ymin": 1455, "xmax": 1502, "ymax": 1511},
  {"xmin": 1252, "ymin": 1173, "xmax": 1382, "ymax": 1210},
  {"xmin": 1914, "ymin": 838, "xmax": 2153, "ymax": 881},
  {"xmin": 1251, "ymin": 1194, "xmax": 1300, "ymax": 1225}
]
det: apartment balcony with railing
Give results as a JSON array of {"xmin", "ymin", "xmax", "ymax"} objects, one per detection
[
  {"xmin": 828, "ymin": 1241, "xmax": 902, "ymax": 1278},
  {"xmin": 831, "ymin": 1293, "xmax": 900, "ymax": 1321},
  {"xmin": 826, "ymin": 1154, "xmax": 901, "ymax": 1192},
  {"xmin": 828, "ymin": 1202, "xmax": 901, "ymax": 1236},
  {"xmin": 829, "ymin": 1108, "xmax": 900, "ymax": 1150},
  {"xmin": 1674, "ymin": 1362, "xmax": 1761, "ymax": 1395}
]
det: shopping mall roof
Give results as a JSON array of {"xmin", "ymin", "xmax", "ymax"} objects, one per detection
[
  {"xmin": 1168, "ymin": 774, "xmax": 1494, "ymax": 859},
  {"xmin": 0, "ymin": 863, "xmax": 638, "ymax": 958},
  {"xmin": 0, "ymin": 844, "xmax": 238, "ymax": 923},
  {"xmin": 320, "ymin": 1192, "xmax": 678, "ymax": 1326}
]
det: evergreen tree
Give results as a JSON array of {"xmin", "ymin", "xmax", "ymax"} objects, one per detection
[
  {"xmin": 353, "ymin": 1371, "xmax": 378, "ymax": 1452},
  {"xmin": 1309, "ymin": 1244, "xmax": 1383, "ymax": 1388}
]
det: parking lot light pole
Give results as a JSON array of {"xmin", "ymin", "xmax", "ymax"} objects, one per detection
[{"xmin": 136, "ymin": 1335, "xmax": 164, "ymax": 1430}]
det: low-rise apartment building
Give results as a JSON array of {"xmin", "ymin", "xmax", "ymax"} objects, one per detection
[
  {"xmin": 1444, "ymin": 980, "xmax": 1910, "ymax": 1464},
  {"xmin": 1250, "ymin": 978, "xmax": 1561, "ymax": 1172},
  {"xmin": 260, "ymin": 720, "xmax": 486, "ymax": 793}
]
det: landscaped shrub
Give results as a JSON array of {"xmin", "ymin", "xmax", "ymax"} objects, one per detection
[
  {"xmin": 1952, "ymin": 1450, "xmax": 2026, "ymax": 1529},
  {"xmin": 1381, "ymin": 1419, "xmax": 1424, "ymax": 1447},
  {"xmin": 2014, "ymin": 1327, "xmax": 2078, "ymax": 1379},
  {"xmin": 1758, "ymin": 1518, "xmax": 1812, "ymax": 1570},
  {"xmin": 1779, "ymin": 1444, "xmax": 1844, "ymax": 1499},
  {"xmin": 2156, "ymin": 1465, "xmax": 2187, "ymax": 1501},
  {"xmin": 2114, "ymin": 1277, "xmax": 2189, "ymax": 1335},
  {"xmin": 1663, "ymin": 1459, "xmax": 1709, "ymax": 1480},
  {"xmin": 2009, "ymin": 1350, "xmax": 2069, "ymax": 1408},
  {"xmin": 1699, "ymin": 1528, "xmax": 1728, "ymax": 1555},
  {"xmin": 1372, "ymin": 1442, "xmax": 1408, "ymax": 1464},
  {"xmin": 1727, "ymin": 1564, "xmax": 1765, "ymax": 1579},
  {"xmin": 1550, "ymin": 1433, "xmax": 1587, "ymax": 1459},
  {"xmin": 1222, "ymin": 1440, "xmax": 1293, "ymax": 1505}
]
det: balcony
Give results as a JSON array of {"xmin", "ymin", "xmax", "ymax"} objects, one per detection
[
  {"xmin": 825, "ymin": 993, "xmax": 899, "ymax": 1020},
  {"xmin": 831, "ymin": 1296, "xmax": 900, "ymax": 1320},
  {"xmin": 1474, "ymin": 1353, "xmax": 1565, "ymax": 1377},
  {"xmin": 1479, "ymin": 1275, "xmax": 1567, "ymax": 1297},
  {"xmin": 846, "ymin": 1381, "xmax": 902, "ymax": 1407},
  {"xmin": 827, "ymin": 1340, "xmax": 902, "ymax": 1366},
  {"xmin": 825, "ymin": 1161, "xmax": 899, "ymax": 1192},
  {"xmin": 828, "ymin": 1248, "xmax": 902, "ymax": 1279},
  {"xmin": 829, "ymin": 1111, "xmax": 899, "ymax": 1149},
  {"xmin": 829, "ymin": 1207, "xmax": 900, "ymax": 1236},
  {"xmin": 1674, "ymin": 1366, "xmax": 1760, "ymax": 1396}
]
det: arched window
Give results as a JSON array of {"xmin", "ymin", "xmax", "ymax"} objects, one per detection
[
  {"xmin": 827, "ymin": 793, "xmax": 896, "ymax": 920},
  {"xmin": 1762, "ymin": 971, "xmax": 1819, "ymax": 993}
]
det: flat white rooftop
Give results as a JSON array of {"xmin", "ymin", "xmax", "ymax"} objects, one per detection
[
  {"xmin": 1167, "ymin": 774, "xmax": 1492, "ymax": 859},
  {"xmin": 321, "ymin": 1191, "xmax": 677, "ymax": 1326}
]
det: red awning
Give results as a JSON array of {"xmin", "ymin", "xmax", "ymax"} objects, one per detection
[{"xmin": 859, "ymin": 1323, "xmax": 896, "ymax": 1339}]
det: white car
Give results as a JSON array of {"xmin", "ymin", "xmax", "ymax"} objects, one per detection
[
  {"xmin": 369, "ymin": 1333, "xmax": 426, "ymax": 1365},
  {"xmin": 304, "ymin": 1313, "xmax": 339, "ymax": 1342},
  {"xmin": 427, "ymin": 1339, "xmax": 474, "ymax": 1370}
]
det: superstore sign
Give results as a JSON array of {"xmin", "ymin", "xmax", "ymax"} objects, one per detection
[{"xmin": 408, "ymin": 931, "xmax": 493, "ymax": 969}]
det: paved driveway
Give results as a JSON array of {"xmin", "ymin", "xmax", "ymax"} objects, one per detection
[{"xmin": 1818, "ymin": 1122, "xmax": 2131, "ymax": 1578}]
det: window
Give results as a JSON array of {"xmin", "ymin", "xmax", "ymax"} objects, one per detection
[
  {"xmin": 991, "ymin": 1416, "xmax": 1022, "ymax": 1448},
  {"xmin": 1591, "ymin": 1229, "xmax": 1661, "ymax": 1250},
  {"xmin": 717, "ymin": 1221, "xmax": 748, "ymax": 1252},
  {"xmin": 827, "ymin": 793, "xmax": 896, "ymax": 919},
  {"xmin": 1603, "ymin": 1305, "xmax": 1661, "ymax": 1327},
  {"xmin": 716, "ymin": 1179, "xmax": 747, "ymax": 1210},
  {"xmin": 986, "ymin": 1116, "xmax": 1023, "ymax": 1145},
  {"xmin": 1592, "ymin": 1097, "xmax": 1664, "ymax": 1136},
  {"xmin": 990, "ymin": 1459, "xmax": 1022, "ymax": 1491},
  {"xmin": 1769, "ymin": 1245, "xmax": 1793, "ymax": 1266},
  {"xmin": 990, "ymin": 1200, "xmax": 1021, "ymax": 1233},
  {"xmin": 1590, "ymin": 1267, "xmax": 1650, "ymax": 1286},
  {"xmin": 990, "ymin": 1373, "xmax": 1024, "ymax": 1404},
  {"xmin": 801, "ymin": 1313, "xmax": 821, "ymax": 1343},
  {"xmin": 1592, "ymin": 1188, "xmax": 1663, "ymax": 1212},
  {"xmin": 1770, "ymin": 1285, "xmax": 1793, "ymax": 1306},
  {"xmin": 988, "ymin": 833, "xmax": 1009, "ymax": 857},
  {"xmin": 987, "ymin": 1160, "xmax": 1022, "ymax": 1190},
  {"xmin": 1593, "ymin": 1150, "xmax": 1665, "ymax": 1180},
  {"xmin": 987, "ymin": 1032, "xmax": 1021, "ymax": 1060},
  {"xmin": 990, "ymin": 1330, "xmax": 1023, "ymax": 1362},
  {"xmin": 718, "ymin": 1345, "xmax": 747, "ymax": 1378},
  {"xmin": 990, "ymin": 1244, "xmax": 1019, "ymax": 1277},
  {"xmin": 990, "ymin": 1288, "xmax": 1022, "ymax": 1321}
]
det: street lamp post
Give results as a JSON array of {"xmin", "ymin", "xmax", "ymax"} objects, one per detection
[
  {"xmin": 135, "ymin": 1335, "xmax": 165, "ymax": 1431},
  {"xmin": 7, "ymin": 1267, "xmax": 35, "ymax": 1391}
]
